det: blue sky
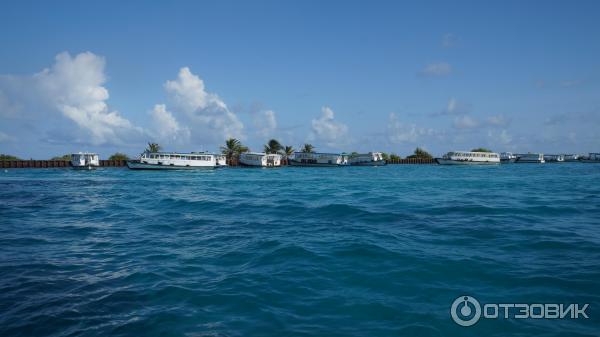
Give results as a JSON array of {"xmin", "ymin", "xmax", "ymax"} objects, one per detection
[{"xmin": 1, "ymin": 0, "xmax": 599, "ymax": 158}]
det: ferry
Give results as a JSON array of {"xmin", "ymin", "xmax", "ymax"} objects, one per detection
[
  {"xmin": 580, "ymin": 153, "xmax": 600, "ymax": 163},
  {"xmin": 288, "ymin": 152, "xmax": 348, "ymax": 166},
  {"xmin": 71, "ymin": 152, "xmax": 100, "ymax": 170},
  {"xmin": 349, "ymin": 152, "xmax": 387, "ymax": 166},
  {"xmin": 500, "ymin": 152, "xmax": 517, "ymax": 163},
  {"xmin": 435, "ymin": 151, "xmax": 500, "ymax": 165},
  {"xmin": 126, "ymin": 151, "xmax": 224, "ymax": 170},
  {"xmin": 239, "ymin": 152, "xmax": 282, "ymax": 167},
  {"xmin": 515, "ymin": 153, "xmax": 545, "ymax": 163},
  {"xmin": 544, "ymin": 154, "xmax": 565, "ymax": 163}
]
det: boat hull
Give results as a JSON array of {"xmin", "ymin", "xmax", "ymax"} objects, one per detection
[
  {"xmin": 350, "ymin": 160, "xmax": 387, "ymax": 166},
  {"xmin": 72, "ymin": 165, "xmax": 98, "ymax": 170},
  {"xmin": 435, "ymin": 158, "xmax": 499, "ymax": 165},
  {"xmin": 288, "ymin": 160, "xmax": 345, "ymax": 167},
  {"xmin": 126, "ymin": 161, "xmax": 215, "ymax": 170}
]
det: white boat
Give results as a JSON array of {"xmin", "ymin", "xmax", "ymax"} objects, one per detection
[
  {"xmin": 500, "ymin": 152, "xmax": 517, "ymax": 163},
  {"xmin": 544, "ymin": 154, "xmax": 565, "ymax": 163},
  {"xmin": 288, "ymin": 152, "xmax": 348, "ymax": 166},
  {"xmin": 564, "ymin": 154, "xmax": 581, "ymax": 162},
  {"xmin": 239, "ymin": 152, "xmax": 282, "ymax": 167},
  {"xmin": 71, "ymin": 152, "xmax": 100, "ymax": 170},
  {"xmin": 349, "ymin": 152, "xmax": 387, "ymax": 166},
  {"xmin": 515, "ymin": 153, "xmax": 545, "ymax": 163},
  {"xmin": 127, "ymin": 151, "xmax": 223, "ymax": 170},
  {"xmin": 435, "ymin": 151, "xmax": 500, "ymax": 165},
  {"xmin": 580, "ymin": 153, "xmax": 600, "ymax": 163}
]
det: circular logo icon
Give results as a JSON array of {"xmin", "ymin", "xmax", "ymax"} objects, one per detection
[{"xmin": 451, "ymin": 295, "xmax": 481, "ymax": 326}]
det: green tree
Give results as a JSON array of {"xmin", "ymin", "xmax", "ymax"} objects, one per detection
[
  {"xmin": 263, "ymin": 139, "xmax": 283, "ymax": 154},
  {"xmin": 407, "ymin": 147, "xmax": 432, "ymax": 159},
  {"xmin": 220, "ymin": 138, "xmax": 249, "ymax": 163},
  {"xmin": 389, "ymin": 153, "xmax": 401, "ymax": 161},
  {"xmin": 50, "ymin": 154, "xmax": 71, "ymax": 160},
  {"xmin": 146, "ymin": 142, "xmax": 161, "ymax": 153},
  {"xmin": 471, "ymin": 147, "xmax": 492, "ymax": 153},
  {"xmin": 0, "ymin": 154, "xmax": 21, "ymax": 161},
  {"xmin": 109, "ymin": 152, "xmax": 129, "ymax": 161},
  {"xmin": 283, "ymin": 145, "xmax": 295, "ymax": 158},
  {"xmin": 381, "ymin": 152, "xmax": 389, "ymax": 161},
  {"xmin": 301, "ymin": 144, "xmax": 315, "ymax": 153},
  {"xmin": 350, "ymin": 151, "xmax": 359, "ymax": 158}
]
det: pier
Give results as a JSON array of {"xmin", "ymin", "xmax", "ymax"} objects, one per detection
[{"xmin": 0, "ymin": 158, "xmax": 434, "ymax": 168}]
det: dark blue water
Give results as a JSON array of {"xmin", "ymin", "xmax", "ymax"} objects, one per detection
[{"xmin": 1, "ymin": 164, "xmax": 599, "ymax": 336}]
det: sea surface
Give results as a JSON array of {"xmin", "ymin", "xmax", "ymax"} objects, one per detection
[{"xmin": 1, "ymin": 164, "xmax": 599, "ymax": 337}]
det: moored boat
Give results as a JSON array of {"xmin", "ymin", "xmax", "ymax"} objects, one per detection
[
  {"xmin": 288, "ymin": 152, "xmax": 348, "ymax": 166},
  {"xmin": 239, "ymin": 152, "xmax": 282, "ymax": 167},
  {"xmin": 71, "ymin": 152, "xmax": 100, "ymax": 170},
  {"xmin": 515, "ymin": 153, "xmax": 545, "ymax": 163},
  {"xmin": 349, "ymin": 152, "xmax": 387, "ymax": 166},
  {"xmin": 544, "ymin": 154, "xmax": 565, "ymax": 163},
  {"xmin": 435, "ymin": 151, "xmax": 500, "ymax": 165},
  {"xmin": 563, "ymin": 154, "xmax": 581, "ymax": 162},
  {"xmin": 127, "ymin": 151, "xmax": 222, "ymax": 170},
  {"xmin": 500, "ymin": 152, "xmax": 517, "ymax": 163},
  {"xmin": 580, "ymin": 153, "xmax": 600, "ymax": 163}
]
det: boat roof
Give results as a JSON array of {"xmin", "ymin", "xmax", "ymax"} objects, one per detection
[
  {"xmin": 145, "ymin": 151, "xmax": 219, "ymax": 155},
  {"xmin": 293, "ymin": 152, "xmax": 344, "ymax": 155}
]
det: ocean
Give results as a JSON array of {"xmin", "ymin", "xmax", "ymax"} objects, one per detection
[{"xmin": 1, "ymin": 164, "xmax": 599, "ymax": 336}]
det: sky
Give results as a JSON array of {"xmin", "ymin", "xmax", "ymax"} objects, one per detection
[{"xmin": 1, "ymin": 0, "xmax": 599, "ymax": 159}]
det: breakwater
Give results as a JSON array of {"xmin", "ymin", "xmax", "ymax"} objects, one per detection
[{"xmin": 0, "ymin": 158, "xmax": 435, "ymax": 168}]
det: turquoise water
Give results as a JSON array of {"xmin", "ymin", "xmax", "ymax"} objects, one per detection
[{"xmin": 1, "ymin": 164, "xmax": 599, "ymax": 336}]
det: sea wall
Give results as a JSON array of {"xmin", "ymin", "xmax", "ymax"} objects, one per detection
[{"xmin": 0, "ymin": 160, "xmax": 127, "ymax": 168}]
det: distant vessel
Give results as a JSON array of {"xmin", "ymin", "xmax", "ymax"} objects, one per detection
[
  {"xmin": 435, "ymin": 151, "xmax": 500, "ymax": 165},
  {"xmin": 544, "ymin": 154, "xmax": 565, "ymax": 163},
  {"xmin": 288, "ymin": 152, "xmax": 348, "ymax": 166},
  {"xmin": 563, "ymin": 154, "xmax": 581, "ymax": 162},
  {"xmin": 500, "ymin": 152, "xmax": 517, "ymax": 163},
  {"xmin": 580, "ymin": 153, "xmax": 600, "ymax": 163},
  {"xmin": 349, "ymin": 152, "xmax": 387, "ymax": 166},
  {"xmin": 239, "ymin": 152, "xmax": 282, "ymax": 167},
  {"xmin": 127, "ymin": 151, "xmax": 223, "ymax": 169},
  {"xmin": 71, "ymin": 152, "xmax": 99, "ymax": 170},
  {"xmin": 515, "ymin": 153, "xmax": 545, "ymax": 163}
]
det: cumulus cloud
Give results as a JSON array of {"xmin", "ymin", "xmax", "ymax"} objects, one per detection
[
  {"xmin": 0, "ymin": 52, "xmax": 143, "ymax": 146},
  {"xmin": 150, "ymin": 104, "xmax": 190, "ymax": 143},
  {"xmin": 453, "ymin": 115, "xmax": 479, "ymax": 129},
  {"xmin": 164, "ymin": 67, "xmax": 243, "ymax": 141},
  {"xmin": 310, "ymin": 106, "xmax": 349, "ymax": 147},
  {"xmin": 486, "ymin": 114, "xmax": 510, "ymax": 127},
  {"xmin": 254, "ymin": 109, "xmax": 277, "ymax": 137},
  {"xmin": 388, "ymin": 112, "xmax": 435, "ymax": 144},
  {"xmin": 420, "ymin": 62, "xmax": 452, "ymax": 76}
]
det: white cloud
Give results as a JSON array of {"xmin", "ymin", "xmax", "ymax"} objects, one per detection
[
  {"xmin": 444, "ymin": 97, "xmax": 471, "ymax": 115},
  {"xmin": 164, "ymin": 67, "xmax": 243, "ymax": 141},
  {"xmin": 486, "ymin": 114, "xmax": 510, "ymax": 127},
  {"xmin": 420, "ymin": 62, "xmax": 452, "ymax": 76},
  {"xmin": 150, "ymin": 104, "xmax": 190, "ymax": 143},
  {"xmin": 0, "ymin": 51, "xmax": 143, "ymax": 146},
  {"xmin": 0, "ymin": 131, "xmax": 15, "ymax": 143},
  {"xmin": 453, "ymin": 115, "xmax": 479, "ymax": 129},
  {"xmin": 254, "ymin": 109, "xmax": 277, "ymax": 137},
  {"xmin": 310, "ymin": 106, "xmax": 348, "ymax": 147},
  {"xmin": 388, "ymin": 112, "xmax": 434, "ymax": 144}
]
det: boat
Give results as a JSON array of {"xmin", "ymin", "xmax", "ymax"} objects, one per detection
[
  {"xmin": 580, "ymin": 153, "xmax": 600, "ymax": 163},
  {"xmin": 544, "ymin": 154, "xmax": 565, "ymax": 163},
  {"xmin": 71, "ymin": 152, "xmax": 99, "ymax": 170},
  {"xmin": 288, "ymin": 152, "xmax": 348, "ymax": 166},
  {"xmin": 435, "ymin": 151, "xmax": 500, "ymax": 165},
  {"xmin": 239, "ymin": 152, "xmax": 282, "ymax": 167},
  {"xmin": 126, "ymin": 151, "xmax": 223, "ymax": 170},
  {"xmin": 349, "ymin": 152, "xmax": 387, "ymax": 166},
  {"xmin": 500, "ymin": 152, "xmax": 517, "ymax": 163},
  {"xmin": 564, "ymin": 154, "xmax": 581, "ymax": 162},
  {"xmin": 515, "ymin": 153, "xmax": 545, "ymax": 163}
]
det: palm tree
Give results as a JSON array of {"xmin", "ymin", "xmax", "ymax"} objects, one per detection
[
  {"xmin": 471, "ymin": 147, "xmax": 492, "ymax": 153},
  {"xmin": 301, "ymin": 143, "xmax": 315, "ymax": 153},
  {"xmin": 108, "ymin": 152, "xmax": 129, "ymax": 161},
  {"xmin": 146, "ymin": 142, "xmax": 161, "ymax": 153},
  {"xmin": 283, "ymin": 145, "xmax": 294, "ymax": 158},
  {"xmin": 263, "ymin": 139, "xmax": 283, "ymax": 154},
  {"xmin": 407, "ymin": 147, "xmax": 432, "ymax": 159},
  {"xmin": 221, "ymin": 138, "xmax": 248, "ymax": 164}
]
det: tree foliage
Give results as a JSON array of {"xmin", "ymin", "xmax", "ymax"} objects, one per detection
[
  {"xmin": 407, "ymin": 147, "xmax": 432, "ymax": 159},
  {"xmin": 471, "ymin": 147, "xmax": 492, "ymax": 153},
  {"xmin": 263, "ymin": 139, "xmax": 283, "ymax": 154},
  {"xmin": 0, "ymin": 154, "xmax": 20, "ymax": 161},
  {"xmin": 109, "ymin": 153, "xmax": 129, "ymax": 161},
  {"xmin": 301, "ymin": 144, "xmax": 315, "ymax": 153},
  {"xmin": 146, "ymin": 142, "xmax": 161, "ymax": 153},
  {"xmin": 221, "ymin": 138, "xmax": 249, "ymax": 162},
  {"xmin": 50, "ymin": 154, "xmax": 71, "ymax": 160}
]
